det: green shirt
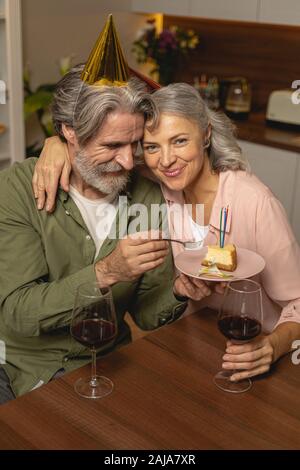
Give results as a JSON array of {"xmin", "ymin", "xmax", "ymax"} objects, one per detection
[{"xmin": 0, "ymin": 158, "xmax": 186, "ymax": 396}]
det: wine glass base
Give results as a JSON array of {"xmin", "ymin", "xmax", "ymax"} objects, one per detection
[
  {"xmin": 74, "ymin": 375, "xmax": 114, "ymax": 399},
  {"xmin": 214, "ymin": 370, "xmax": 252, "ymax": 393}
]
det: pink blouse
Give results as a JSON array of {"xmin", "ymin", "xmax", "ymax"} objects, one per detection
[{"xmin": 161, "ymin": 170, "xmax": 300, "ymax": 333}]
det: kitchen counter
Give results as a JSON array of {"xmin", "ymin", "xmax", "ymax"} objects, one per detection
[{"xmin": 233, "ymin": 112, "xmax": 300, "ymax": 153}]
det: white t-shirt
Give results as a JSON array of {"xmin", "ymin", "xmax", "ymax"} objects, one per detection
[
  {"xmin": 188, "ymin": 215, "xmax": 209, "ymax": 249},
  {"xmin": 69, "ymin": 185, "xmax": 118, "ymax": 259}
]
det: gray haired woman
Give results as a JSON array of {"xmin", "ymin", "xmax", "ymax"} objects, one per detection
[{"xmin": 32, "ymin": 81, "xmax": 300, "ymax": 384}]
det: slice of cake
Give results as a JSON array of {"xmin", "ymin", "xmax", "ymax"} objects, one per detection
[{"xmin": 201, "ymin": 244, "xmax": 237, "ymax": 272}]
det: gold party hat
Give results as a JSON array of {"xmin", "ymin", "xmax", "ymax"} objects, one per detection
[{"xmin": 81, "ymin": 14, "xmax": 130, "ymax": 86}]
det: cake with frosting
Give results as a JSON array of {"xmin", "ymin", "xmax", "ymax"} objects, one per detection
[{"xmin": 201, "ymin": 244, "xmax": 237, "ymax": 272}]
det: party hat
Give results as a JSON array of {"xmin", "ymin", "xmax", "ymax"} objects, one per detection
[
  {"xmin": 81, "ymin": 14, "xmax": 130, "ymax": 86},
  {"xmin": 81, "ymin": 14, "xmax": 161, "ymax": 91}
]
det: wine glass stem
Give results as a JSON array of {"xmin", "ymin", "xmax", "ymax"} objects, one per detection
[{"xmin": 90, "ymin": 348, "xmax": 98, "ymax": 387}]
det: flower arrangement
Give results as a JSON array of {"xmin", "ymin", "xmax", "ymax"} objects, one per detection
[{"xmin": 132, "ymin": 19, "xmax": 199, "ymax": 86}]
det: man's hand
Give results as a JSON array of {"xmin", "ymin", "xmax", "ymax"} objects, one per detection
[
  {"xmin": 95, "ymin": 232, "xmax": 169, "ymax": 286},
  {"xmin": 32, "ymin": 136, "xmax": 71, "ymax": 212},
  {"xmin": 173, "ymin": 275, "xmax": 227, "ymax": 301},
  {"xmin": 222, "ymin": 336, "xmax": 275, "ymax": 382}
]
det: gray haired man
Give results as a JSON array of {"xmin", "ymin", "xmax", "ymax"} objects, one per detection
[{"xmin": 0, "ymin": 65, "xmax": 187, "ymax": 404}]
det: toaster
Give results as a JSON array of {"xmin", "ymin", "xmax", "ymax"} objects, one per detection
[{"xmin": 266, "ymin": 89, "xmax": 300, "ymax": 127}]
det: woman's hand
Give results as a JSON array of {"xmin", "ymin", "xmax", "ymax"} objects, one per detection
[
  {"xmin": 174, "ymin": 274, "xmax": 211, "ymax": 301},
  {"xmin": 174, "ymin": 275, "xmax": 227, "ymax": 301},
  {"xmin": 32, "ymin": 136, "xmax": 71, "ymax": 212},
  {"xmin": 222, "ymin": 335, "xmax": 275, "ymax": 382},
  {"xmin": 224, "ymin": 320, "xmax": 300, "ymax": 381}
]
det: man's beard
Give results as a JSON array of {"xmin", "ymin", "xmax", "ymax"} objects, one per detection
[{"xmin": 74, "ymin": 149, "xmax": 130, "ymax": 196}]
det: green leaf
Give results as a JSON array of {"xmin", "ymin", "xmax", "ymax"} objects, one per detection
[
  {"xmin": 36, "ymin": 84, "xmax": 56, "ymax": 93},
  {"xmin": 24, "ymin": 91, "xmax": 53, "ymax": 119}
]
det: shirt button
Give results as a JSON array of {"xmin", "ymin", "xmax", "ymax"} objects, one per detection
[
  {"xmin": 65, "ymin": 210, "xmax": 70, "ymax": 216},
  {"xmin": 86, "ymin": 235, "xmax": 91, "ymax": 241}
]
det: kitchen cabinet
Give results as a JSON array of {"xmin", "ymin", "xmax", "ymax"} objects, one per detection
[
  {"xmin": 238, "ymin": 140, "xmax": 300, "ymax": 244},
  {"xmin": 0, "ymin": 0, "xmax": 25, "ymax": 168},
  {"xmin": 132, "ymin": 0, "xmax": 259, "ymax": 22},
  {"xmin": 259, "ymin": 0, "xmax": 300, "ymax": 26},
  {"xmin": 189, "ymin": 0, "xmax": 259, "ymax": 22},
  {"xmin": 132, "ymin": 0, "xmax": 300, "ymax": 27},
  {"xmin": 131, "ymin": 0, "xmax": 189, "ymax": 16}
]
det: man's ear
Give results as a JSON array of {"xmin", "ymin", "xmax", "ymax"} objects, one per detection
[{"xmin": 62, "ymin": 124, "xmax": 76, "ymax": 145}]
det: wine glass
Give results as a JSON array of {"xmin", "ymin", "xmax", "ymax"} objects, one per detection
[
  {"xmin": 214, "ymin": 279, "xmax": 263, "ymax": 393},
  {"xmin": 70, "ymin": 282, "xmax": 117, "ymax": 399}
]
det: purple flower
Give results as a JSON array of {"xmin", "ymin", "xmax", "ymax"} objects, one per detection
[{"xmin": 158, "ymin": 30, "xmax": 177, "ymax": 50}]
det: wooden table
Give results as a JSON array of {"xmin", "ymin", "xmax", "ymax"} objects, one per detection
[{"xmin": 0, "ymin": 309, "xmax": 299, "ymax": 450}]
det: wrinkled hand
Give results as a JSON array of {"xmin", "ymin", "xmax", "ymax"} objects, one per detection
[
  {"xmin": 173, "ymin": 274, "xmax": 227, "ymax": 301},
  {"xmin": 222, "ymin": 335, "xmax": 275, "ymax": 382},
  {"xmin": 95, "ymin": 232, "xmax": 169, "ymax": 286},
  {"xmin": 32, "ymin": 136, "xmax": 71, "ymax": 212}
]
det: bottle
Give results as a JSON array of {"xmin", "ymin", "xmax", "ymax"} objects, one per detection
[
  {"xmin": 193, "ymin": 76, "xmax": 200, "ymax": 92},
  {"xmin": 199, "ymin": 74, "xmax": 208, "ymax": 101},
  {"xmin": 207, "ymin": 77, "xmax": 220, "ymax": 110}
]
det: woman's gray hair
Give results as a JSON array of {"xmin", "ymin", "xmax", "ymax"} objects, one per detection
[
  {"xmin": 52, "ymin": 64, "xmax": 156, "ymax": 147},
  {"xmin": 149, "ymin": 83, "xmax": 248, "ymax": 172}
]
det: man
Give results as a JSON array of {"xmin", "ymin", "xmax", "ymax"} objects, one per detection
[{"xmin": 0, "ymin": 65, "xmax": 188, "ymax": 404}]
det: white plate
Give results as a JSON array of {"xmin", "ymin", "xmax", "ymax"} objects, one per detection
[{"xmin": 175, "ymin": 247, "xmax": 265, "ymax": 282}]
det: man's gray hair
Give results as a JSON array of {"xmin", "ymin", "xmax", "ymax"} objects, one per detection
[
  {"xmin": 52, "ymin": 64, "xmax": 157, "ymax": 147},
  {"xmin": 149, "ymin": 83, "xmax": 248, "ymax": 173}
]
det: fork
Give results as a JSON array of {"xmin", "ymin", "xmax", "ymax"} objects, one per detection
[{"xmin": 159, "ymin": 238, "xmax": 203, "ymax": 249}]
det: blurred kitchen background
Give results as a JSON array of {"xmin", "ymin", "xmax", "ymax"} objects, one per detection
[{"xmin": 0, "ymin": 0, "xmax": 300, "ymax": 242}]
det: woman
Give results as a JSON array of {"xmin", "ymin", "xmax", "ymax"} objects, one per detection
[{"xmin": 33, "ymin": 83, "xmax": 300, "ymax": 382}]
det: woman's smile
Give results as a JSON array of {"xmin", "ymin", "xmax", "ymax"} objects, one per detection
[{"xmin": 161, "ymin": 165, "xmax": 187, "ymax": 178}]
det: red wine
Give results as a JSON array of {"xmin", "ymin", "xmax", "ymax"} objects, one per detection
[
  {"xmin": 71, "ymin": 319, "xmax": 116, "ymax": 349},
  {"xmin": 218, "ymin": 315, "xmax": 261, "ymax": 341}
]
